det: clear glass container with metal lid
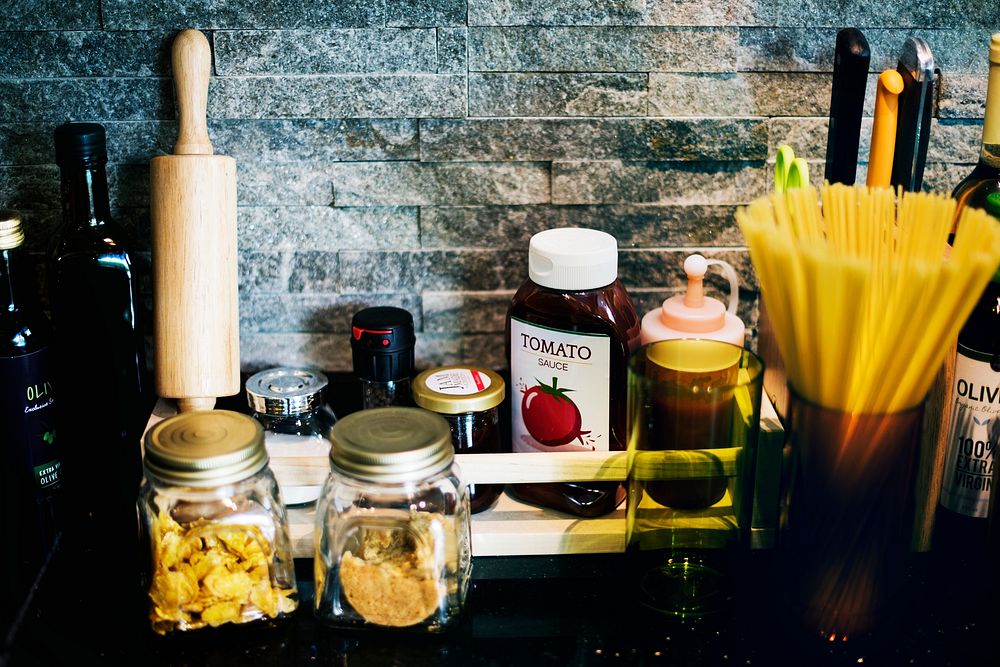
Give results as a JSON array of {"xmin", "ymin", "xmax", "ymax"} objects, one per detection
[
  {"xmin": 412, "ymin": 365, "xmax": 505, "ymax": 514},
  {"xmin": 314, "ymin": 407, "xmax": 472, "ymax": 632},
  {"xmin": 246, "ymin": 367, "xmax": 337, "ymax": 507},
  {"xmin": 138, "ymin": 410, "xmax": 298, "ymax": 636}
]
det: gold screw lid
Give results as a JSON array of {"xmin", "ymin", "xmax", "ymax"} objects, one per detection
[
  {"xmin": 412, "ymin": 365, "xmax": 505, "ymax": 414},
  {"xmin": 0, "ymin": 210, "xmax": 25, "ymax": 250},
  {"xmin": 328, "ymin": 407, "xmax": 453, "ymax": 484},
  {"xmin": 143, "ymin": 410, "xmax": 268, "ymax": 487}
]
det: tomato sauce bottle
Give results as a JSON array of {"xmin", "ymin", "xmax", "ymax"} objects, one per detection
[{"xmin": 505, "ymin": 227, "xmax": 641, "ymax": 517}]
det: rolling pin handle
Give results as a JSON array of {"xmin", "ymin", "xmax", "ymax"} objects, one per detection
[
  {"xmin": 177, "ymin": 397, "xmax": 217, "ymax": 412},
  {"xmin": 171, "ymin": 28, "xmax": 214, "ymax": 156}
]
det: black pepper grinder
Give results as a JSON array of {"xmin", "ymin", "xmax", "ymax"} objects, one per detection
[{"xmin": 351, "ymin": 306, "xmax": 416, "ymax": 409}]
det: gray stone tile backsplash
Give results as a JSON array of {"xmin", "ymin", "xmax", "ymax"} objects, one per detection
[
  {"xmin": 212, "ymin": 30, "xmax": 440, "ymax": 75},
  {"xmin": 467, "ymin": 73, "xmax": 649, "ymax": 117},
  {"xmin": 0, "ymin": 0, "xmax": 991, "ymax": 372},
  {"xmin": 101, "ymin": 0, "xmax": 386, "ymax": 30},
  {"xmin": 468, "ymin": 26, "xmax": 739, "ymax": 72},
  {"xmin": 0, "ymin": 0, "xmax": 98, "ymax": 30}
]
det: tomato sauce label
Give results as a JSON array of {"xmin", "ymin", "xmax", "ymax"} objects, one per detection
[{"xmin": 509, "ymin": 318, "xmax": 611, "ymax": 452}]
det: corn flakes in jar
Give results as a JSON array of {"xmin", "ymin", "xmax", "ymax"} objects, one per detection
[{"xmin": 139, "ymin": 410, "xmax": 298, "ymax": 635}]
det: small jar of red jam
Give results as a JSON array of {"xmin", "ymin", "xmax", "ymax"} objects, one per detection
[
  {"xmin": 505, "ymin": 227, "xmax": 641, "ymax": 517},
  {"xmin": 412, "ymin": 365, "xmax": 505, "ymax": 513}
]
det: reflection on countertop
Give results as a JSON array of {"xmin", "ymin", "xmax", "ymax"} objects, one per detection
[{"xmin": 4, "ymin": 544, "xmax": 998, "ymax": 667}]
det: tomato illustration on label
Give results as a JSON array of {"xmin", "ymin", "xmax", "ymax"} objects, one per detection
[{"xmin": 521, "ymin": 377, "xmax": 591, "ymax": 446}]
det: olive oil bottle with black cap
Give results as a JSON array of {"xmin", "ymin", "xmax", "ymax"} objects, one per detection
[
  {"xmin": 48, "ymin": 123, "xmax": 148, "ymax": 559},
  {"xmin": 0, "ymin": 210, "xmax": 63, "ymax": 622}
]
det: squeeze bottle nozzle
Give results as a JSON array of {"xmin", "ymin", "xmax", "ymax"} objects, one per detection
[{"xmin": 639, "ymin": 254, "xmax": 746, "ymax": 347}]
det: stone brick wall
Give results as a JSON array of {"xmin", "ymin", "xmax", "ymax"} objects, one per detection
[{"xmin": 0, "ymin": 1, "xmax": 993, "ymax": 372}]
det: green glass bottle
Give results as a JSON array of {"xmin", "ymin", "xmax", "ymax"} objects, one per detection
[
  {"xmin": 935, "ymin": 190, "xmax": 1000, "ymax": 562},
  {"xmin": 48, "ymin": 123, "xmax": 148, "ymax": 559},
  {"xmin": 950, "ymin": 36, "xmax": 1000, "ymax": 220}
]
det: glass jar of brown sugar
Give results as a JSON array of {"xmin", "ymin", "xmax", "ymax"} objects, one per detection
[
  {"xmin": 412, "ymin": 365, "xmax": 505, "ymax": 514},
  {"xmin": 314, "ymin": 407, "xmax": 471, "ymax": 632}
]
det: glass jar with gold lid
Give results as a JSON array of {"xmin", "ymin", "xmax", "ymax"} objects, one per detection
[
  {"xmin": 138, "ymin": 410, "xmax": 298, "ymax": 636},
  {"xmin": 412, "ymin": 365, "xmax": 505, "ymax": 513},
  {"xmin": 314, "ymin": 406, "xmax": 471, "ymax": 632}
]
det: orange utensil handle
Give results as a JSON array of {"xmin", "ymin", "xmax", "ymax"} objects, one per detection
[{"xmin": 866, "ymin": 70, "xmax": 905, "ymax": 189}]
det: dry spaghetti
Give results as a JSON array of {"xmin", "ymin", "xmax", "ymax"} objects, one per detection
[
  {"xmin": 738, "ymin": 183, "xmax": 1000, "ymax": 640},
  {"xmin": 737, "ymin": 184, "xmax": 1000, "ymax": 414}
]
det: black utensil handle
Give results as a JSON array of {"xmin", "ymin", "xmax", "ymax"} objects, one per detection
[
  {"xmin": 890, "ymin": 73, "xmax": 935, "ymax": 191},
  {"xmin": 891, "ymin": 37, "xmax": 937, "ymax": 192},
  {"xmin": 824, "ymin": 27, "xmax": 871, "ymax": 186}
]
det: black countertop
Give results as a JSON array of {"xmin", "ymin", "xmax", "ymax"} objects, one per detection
[
  {"xmin": 3, "ymin": 543, "xmax": 998, "ymax": 666},
  {"xmin": 4, "ymin": 376, "xmax": 998, "ymax": 666}
]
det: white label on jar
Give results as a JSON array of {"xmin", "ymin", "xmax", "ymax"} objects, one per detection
[
  {"xmin": 939, "ymin": 345, "xmax": 999, "ymax": 518},
  {"xmin": 509, "ymin": 317, "xmax": 611, "ymax": 453},
  {"xmin": 426, "ymin": 368, "xmax": 491, "ymax": 395}
]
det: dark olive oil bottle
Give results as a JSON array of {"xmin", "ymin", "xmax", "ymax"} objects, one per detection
[
  {"xmin": 934, "ymin": 37, "xmax": 1000, "ymax": 563},
  {"xmin": 934, "ymin": 192, "xmax": 1000, "ymax": 571},
  {"xmin": 0, "ymin": 210, "xmax": 63, "ymax": 623},
  {"xmin": 48, "ymin": 123, "xmax": 148, "ymax": 562}
]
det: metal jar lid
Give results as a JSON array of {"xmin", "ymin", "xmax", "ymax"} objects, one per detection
[
  {"xmin": 246, "ymin": 367, "xmax": 328, "ymax": 416},
  {"xmin": 0, "ymin": 210, "xmax": 25, "ymax": 250},
  {"xmin": 328, "ymin": 407, "xmax": 453, "ymax": 484},
  {"xmin": 412, "ymin": 365, "xmax": 505, "ymax": 415},
  {"xmin": 144, "ymin": 410, "xmax": 268, "ymax": 487}
]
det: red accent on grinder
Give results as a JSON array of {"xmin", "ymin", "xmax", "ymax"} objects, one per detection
[{"xmin": 352, "ymin": 326, "xmax": 392, "ymax": 341}]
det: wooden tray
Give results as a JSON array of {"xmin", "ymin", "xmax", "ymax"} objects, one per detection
[{"xmin": 143, "ymin": 395, "xmax": 785, "ymax": 559}]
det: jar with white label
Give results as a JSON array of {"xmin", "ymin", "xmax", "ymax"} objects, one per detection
[
  {"xmin": 504, "ymin": 227, "xmax": 641, "ymax": 517},
  {"xmin": 246, "ymin": 367, "xmax": 336, "ymax": 507},
  {"xmin": 412, "ymin": 365, "xmax": 505, "ymax": 513}
]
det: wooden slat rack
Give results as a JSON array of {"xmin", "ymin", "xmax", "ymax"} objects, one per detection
[{"xmin": 143, "ymin": 395, "xmax": 785, "ymax": 559}]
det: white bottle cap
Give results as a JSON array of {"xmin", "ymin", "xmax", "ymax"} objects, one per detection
[{"xmin": 528, "ymin": 227, "xmax": 618, "ymax": 291}]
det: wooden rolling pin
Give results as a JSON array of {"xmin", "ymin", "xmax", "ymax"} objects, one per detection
[{"xmin": 150, "ymin": 28, "xmax": 239, "ymax": 412}]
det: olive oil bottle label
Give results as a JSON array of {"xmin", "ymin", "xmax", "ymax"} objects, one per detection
[
  {"xmin": 509, "ymin": 317, "xmax": 611, "ymax": 453},
  {"xmin": 0, "ymin": 348, "xmax": 62, "ymax": 492},
  {"xmin": 940, "ymin": 345, "xmax": 999, "ymax": 518}
]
